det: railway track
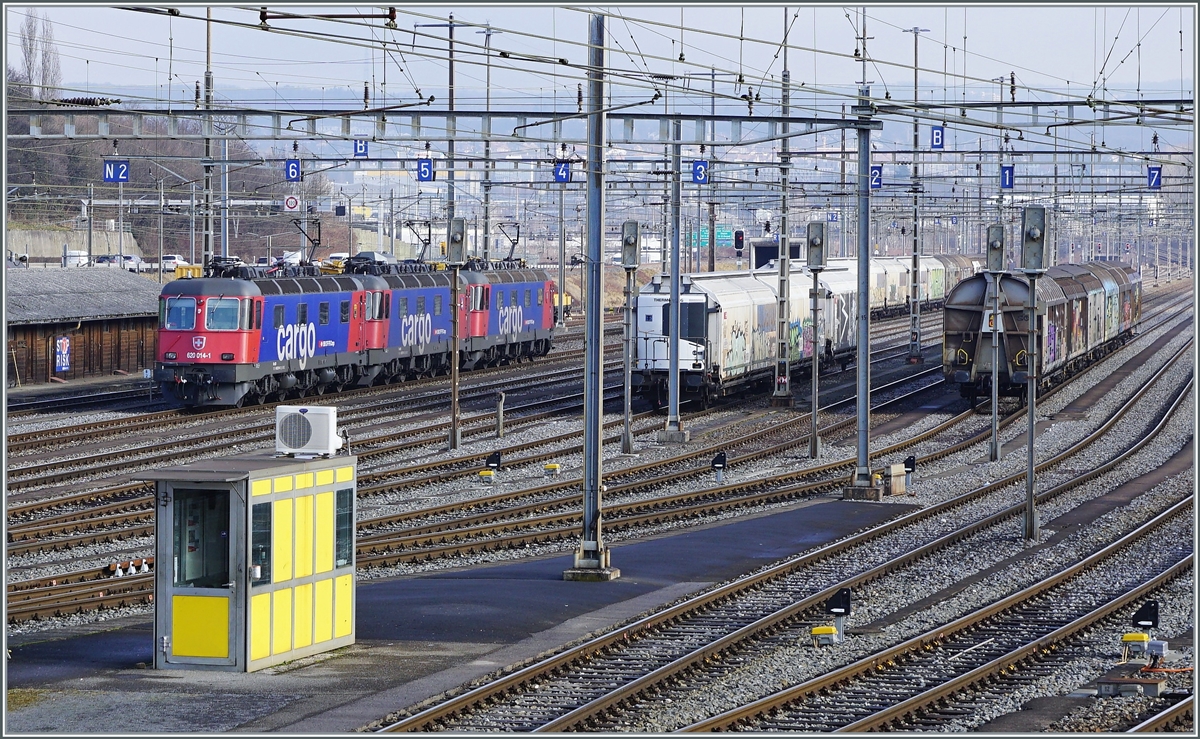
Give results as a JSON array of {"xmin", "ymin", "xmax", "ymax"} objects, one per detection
[
  {"xmin": 5, "ymin": 360, "xmax": 945, "ymax": 622},
  {"xmin": 6, "ymin": 293, "xmax": 1188, "ymax": 633},
  {"xmin": 371, "ymin": 333, "xmax": 1193, "ymax": 732}
]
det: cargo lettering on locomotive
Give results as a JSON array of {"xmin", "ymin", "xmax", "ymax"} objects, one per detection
[
  {"xmin": 399, "ymin": 312, "xmax": 433, "ymax": 346},
  {"xmin": 498, "ymin": 305, "xmax": 524, "ymax": 334},
  {"xmin": 277, "ymin": 321, "xmax": 317, "ymax": 365}
]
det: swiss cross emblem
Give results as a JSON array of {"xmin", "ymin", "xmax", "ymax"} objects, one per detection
[{"xmin": 193, "ymin": 336, "xmax": 206, "ymax": 350}]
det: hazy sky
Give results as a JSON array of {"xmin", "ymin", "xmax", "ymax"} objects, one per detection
[{"xmin": 7, "ymin": 3, "xmax": 1195, "ymax": 109}]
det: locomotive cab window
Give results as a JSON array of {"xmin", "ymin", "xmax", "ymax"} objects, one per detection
[
  {"xmin": 537, "ymin": 288, "xmax": 544, "ymax": 306},
  {"xmin": 274, "ymin": 305, "xmax": 285, "ymax": 329},
  {"xmin": 398, "ymin": 297, "xmax": 408, "ymax": 316},
  {"xmin": 240, "ymin": 299, "xmax": 253, "ymax": 330},
  {"xmin": 472, "ymin": 286, "xmax": 487, "ymax": 311},
  {"xmin": 416, "ymin": 296, "xmax": 426, "ymax": 315},
  {"xmin": 206, "ymin": 298, "xmax": 242, "ymax": 331},
  {"xmin": 512, "ymin": 292, "xmax": 520, "ymax": 307},
  {"xmin": 319, "ymin": 302, "xmax": 330, "ymax": 325},
  {"xmin": 163, "ymin": 297, "xmax": 196, "ymax": 330},
  {"xmin": 433, "ymin": 295, "xmax": 443, "ymax": 316},
  {"xmin": 524, "ymin": 289, "xmax": 531, "ymax": 307},
  {"xmin": 339, "ymin": 300, "xmax": 350, "ymax": 323},
  {"xmin": 254, "ymin": 300, "xmax": 262, "ymax": 329},
  {"xmin": 297, "ymin": 303, "xmax": 308, "ymax": 325}
]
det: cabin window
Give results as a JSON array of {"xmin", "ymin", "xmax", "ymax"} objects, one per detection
[
  {"xmin": 274, "ymin": 304, "xmax": 285, "ymax": 329},
  {"xmin": 335, "ymin": 488, "xmax": 354, "ymax": 568},
  {"xmin": 537, "ymin": 288, "xmax": 544, "ymax": 306},
  {"xmin": 433, "ymin": 295, "xmax": 443, "ymax": 316},
  {"xmin": 240, "ymin": 299, "xmax": 253, "ymax": 330},
  {"xmin": 339, "ymin": 300, "xmax": 350, "ymax": 323},
  {"xmin": 254, "ymin": 301, "xmax": 262, "ymax": 329},
  {"xmin": 163, "ymin": 297, "xmax": 196, "ymax": 330},
  {"xmin": 206, "ymin": 298, "xmax": 241, "ymax": 331},
  {"xmin": 524, "ymin": 289, "xmax": 531, "ymax": 307},
  {"xmin": 296, "ymin": 303, "xmax": 308, "ymax": 325},
  {"xmin": 319, "ymin": 302, "xmax": 330, "ymax": 326},
  {"xmin": 399, "ymin": 297, "xmax": 408, "ymax": 316},
  {"xmin": 416, "ymin": 296, "xmax": 426, "ymax": 315}
]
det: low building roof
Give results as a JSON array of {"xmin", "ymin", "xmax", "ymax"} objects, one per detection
[{"xmin": 5, "ymin": 267, "xmax": 161, "ymax": 325}]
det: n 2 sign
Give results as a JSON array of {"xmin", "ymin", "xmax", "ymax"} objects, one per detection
[
  {"xmin": 691, "ymin": 160, "xmax": 709, "ymax": 184},
  {"xmin": 1147, "ymin": 166, "xmax": 1162, "ymax": 190},
  {"xmin": 416, "ymin": 158, "xmax": 434, "ymax": 182},
  {"xmin": 103, "ymin": 160, "xmax": 130, "ymax": 182},
  {"xmin": 1000, "ymin": 165, "xmax": 1014, "ymax": 189},
  {"xmin": 930, "ymin": 126, "xmax": 944, "ymax": 150},
  {"xmin": 353, "ymin": 140, "xmax": 369, "ymax": 158},
  {"xmin": 553, "ymin": 161, "xmax": 571, "ymax": 183},
  {"xmin": 869, "ymin": 165, "xmax": 882, "ymax": 189},
  {"xmin": 827, "ymin": 212, "xmax": 839, "ymax": 222},
  {"xmin": 284, "ymin": 159, "xmax": 301, "ymax": 182}
]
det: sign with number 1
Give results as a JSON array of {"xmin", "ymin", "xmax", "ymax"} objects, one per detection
[{"xmin": 1000, "ymin": 165, "xmax": 1014, "ymax": 189}]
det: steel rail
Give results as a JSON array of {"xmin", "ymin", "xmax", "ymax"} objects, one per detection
[
  {"xmin": 1127, "ymin": 695, "xmax": 1194, "ymax": 732},
  {"xmin": 376, "ymin": 335, "xmax": 1192, "ymax": 732}
]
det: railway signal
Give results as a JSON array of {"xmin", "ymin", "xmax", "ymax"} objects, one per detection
[
  {"xmin": 621, "ymin": 220, "xmax": 640, "ymax": 454},
  {"xmin": 807, "ymin": 222, "xmax": 826, "ymax": 459},
  {"xmin": 711, "ymin": 451, "xmax": 727, "ymax": 483},
  {"xmin": 734, "ymin": 230, "xmax": 744, "ymax": 258}
]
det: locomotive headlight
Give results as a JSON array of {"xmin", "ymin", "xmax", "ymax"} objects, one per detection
[{"xmin": 164, "ymin": 352, "xmax": 177, "ymax": 360}]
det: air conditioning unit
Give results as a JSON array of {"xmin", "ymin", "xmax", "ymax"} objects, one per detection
[{"xmin": 276, "ymin": 406, "xmax": 342, "ymax": 456}]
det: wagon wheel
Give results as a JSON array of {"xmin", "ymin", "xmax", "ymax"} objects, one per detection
[{"xmin": 699, "ymin": 386, "xmax": 712, "ymax": 410}]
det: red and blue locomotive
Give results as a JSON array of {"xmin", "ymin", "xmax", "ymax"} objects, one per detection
[{"xmin": 155, "ymin": 256, "xmax": 557, "ymax": 406}]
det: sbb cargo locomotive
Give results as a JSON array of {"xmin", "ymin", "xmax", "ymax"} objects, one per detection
[
  {"xmin": 156, "ymin": 256, "xmax": 557, "ymax": 406},
  {"xmin": 633, "ymin": 253, "xmax": 982, "ymax": 407},
  {"xmin": 942, "ymin": 261, "xmax": 1141, "ymax": 404}
]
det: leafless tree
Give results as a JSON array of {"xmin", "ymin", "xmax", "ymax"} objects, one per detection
[{"xmin": 39, "ymin": 13, "xmax": 61, "ymax": 100}]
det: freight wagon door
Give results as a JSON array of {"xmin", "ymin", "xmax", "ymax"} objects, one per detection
[{"xmin": 158, "ymin": 485, "xmax": 243, "ymax": 668}]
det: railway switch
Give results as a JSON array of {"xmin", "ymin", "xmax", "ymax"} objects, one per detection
[
  {"xmin": 145, "ymin": 452, "xmax": 357, "ymax": 672},
  {"xmin": 810, "ymin": 625, "xmax": 839, "ymax": 647},
  {"xmin": 1121, "ymin": 632, "xmax": 1150, "ymax": 662}
]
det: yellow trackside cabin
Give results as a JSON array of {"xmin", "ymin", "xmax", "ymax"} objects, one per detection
[{"xmin": 145, "ymin": 453, "xmax": 357, "ymax": 671}]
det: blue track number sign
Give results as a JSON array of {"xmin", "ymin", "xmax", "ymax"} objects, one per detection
[
  {"xmin": 1147, "ymin": 166, "xmax": 1162, "ymax": 189},
  {"xmin": 869, "ymin": 165, "xmax": 882, "ymax": 189},
  {"xmin": 1000, "ymin": 165, "xmax": 1014, "ymax": 189},
  {"xmin": 103, "ymin": 160, "xmax": 130, "ymax": 182},
  {"xmin": 554, "ymin": 161, "xmax": 571, "ymax": 183},
  {"xmin": 417, "ymin": 159, "xmax": 434, "ymax": 182},
  {"xmin": 353, "ymin": 140, "xmax": 369, "ymax": 158},
  {"xmin": 827, "ymin": 212, "xmax": 839, "ymax": 222},
  {"xmin": 284, "ymin": 159, "xmax": 301, "ymax": 182},
  {"xmin": 931, "ymin": 126, "xmax": 944, "ymax": 150},
  {"xmin": 691, "ymin": 160, "xmax": 709, "ymax": 184}
]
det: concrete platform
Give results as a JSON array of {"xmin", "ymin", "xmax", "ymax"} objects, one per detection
[{"xmin": 5, "ymin": 497, "xmax": 913, "ymax": 733}]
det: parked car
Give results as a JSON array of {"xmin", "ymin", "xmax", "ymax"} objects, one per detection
[{"xmin": 161, "ymin": 254, "xmax": 190, "ymax": 270}]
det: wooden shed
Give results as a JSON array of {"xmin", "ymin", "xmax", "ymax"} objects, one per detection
[{"xmin": 5, "ymin": 267, "xmax": 161, "ymax": 386}]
